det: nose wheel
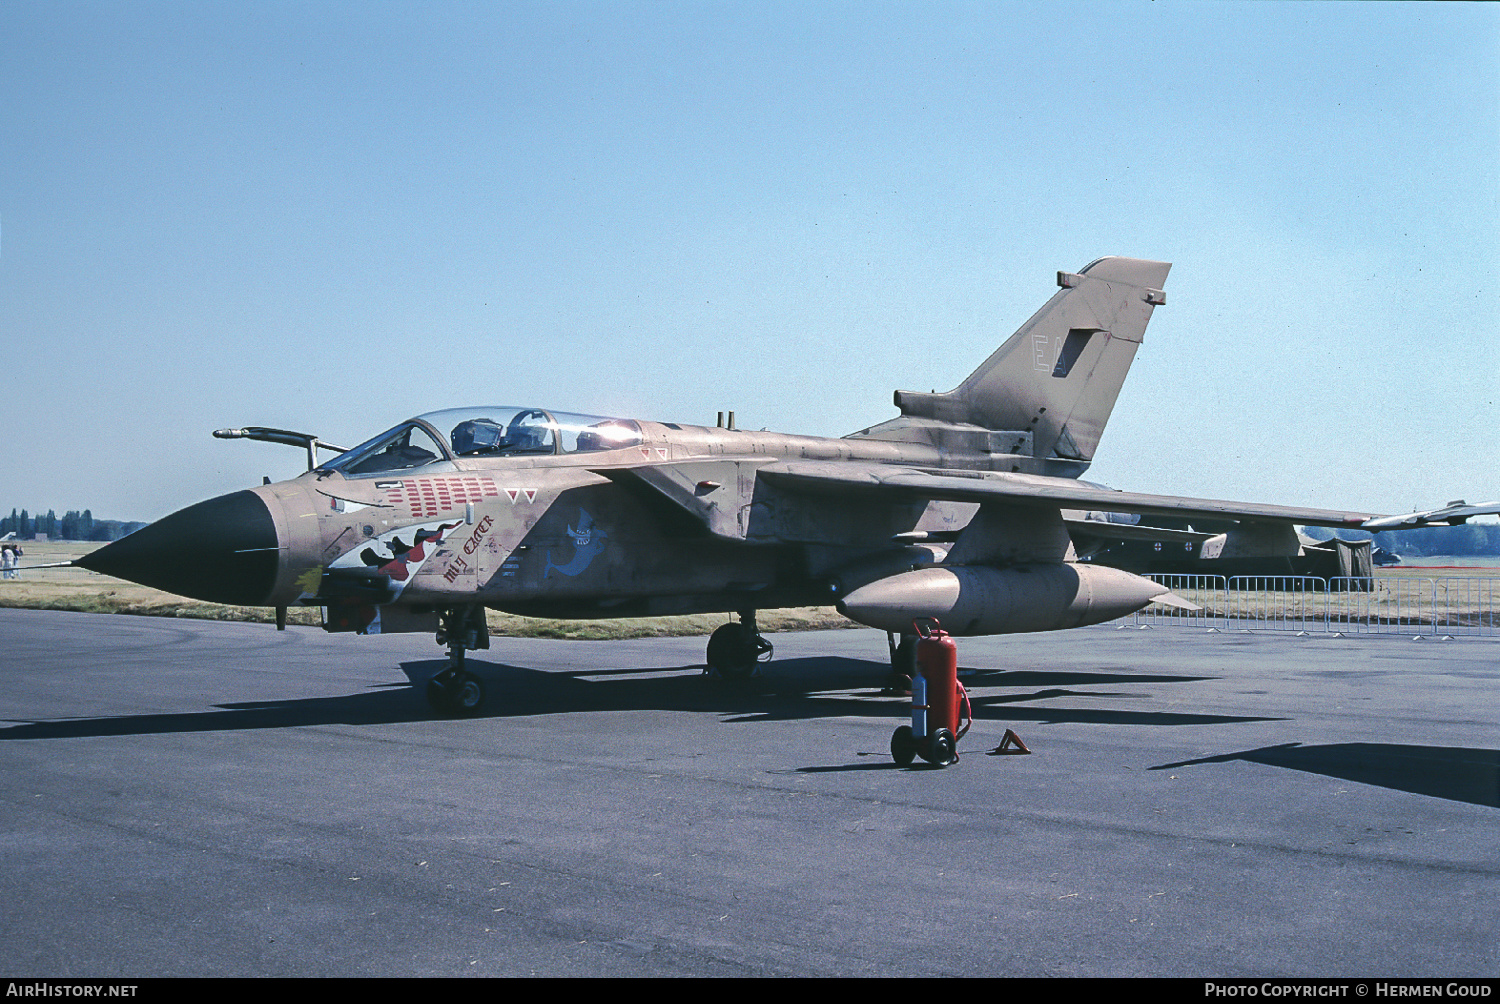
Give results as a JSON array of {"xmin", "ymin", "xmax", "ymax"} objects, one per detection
[
  {"xmin": 426, "ymin": 605, "xmax": 490, "ymax": 716},
  {"xmin": 426, "ymin": 669, "xmax": 486, "ymax": 717}
]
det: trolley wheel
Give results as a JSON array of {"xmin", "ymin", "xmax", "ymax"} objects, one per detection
[
  {"xmin": 890, "ymin": 725, "xmax": 917, "ymax": 766},
  {"xmin": 925, "ymin": 727, "xmax": 957, "ymax": 767}
]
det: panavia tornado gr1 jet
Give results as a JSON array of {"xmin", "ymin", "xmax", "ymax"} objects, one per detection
[{"xmin": 71, "ymin": 257, "xmax": 1493, "ymax": 715}]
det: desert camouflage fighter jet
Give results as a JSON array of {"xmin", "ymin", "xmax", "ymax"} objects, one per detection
[{"xmin": 71, "ymin": 257, "xmax": 1491, "ymax": 715}]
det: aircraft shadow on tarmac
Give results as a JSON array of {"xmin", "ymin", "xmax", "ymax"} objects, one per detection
[
  {"xmin": 1151, "ymin": 743, "xmax": 1500, "ymax": 808},
  {"xmin": 0, "ymin": 656, "xmax": 1273, "ymax": 743}
]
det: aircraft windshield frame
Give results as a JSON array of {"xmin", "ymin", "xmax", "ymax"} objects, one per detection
[{"xmin": 316, "ymin": 421, "xmax": 453, "ymax": 477}]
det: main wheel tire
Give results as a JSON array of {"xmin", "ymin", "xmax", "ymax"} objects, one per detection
[
  {"xmin": 884, "ymin": 634, "xmax": 918, "ymax": 692},
  {"xmin": 707, "ymin": 623, "xmax": 757, "ymax": 680},
  {"xmin": 893, "ymin": 635, "xmax": 918, "ymax": 675},
  {"xmin": 891, "ymin": 725, "xmax": 917, "ymax": 766}
]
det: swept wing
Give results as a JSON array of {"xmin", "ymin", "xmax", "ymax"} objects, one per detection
[{"xmin": 755, "ymin": 461, "xmax": 1378, "ymax": 529}]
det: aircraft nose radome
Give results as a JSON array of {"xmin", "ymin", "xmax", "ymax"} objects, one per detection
[{"xmin": 76, "ymin": 490, "xmax": 279, "ymax": 606}]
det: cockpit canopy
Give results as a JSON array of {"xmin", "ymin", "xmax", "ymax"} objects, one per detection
[
  {"xmin": 318, "ymin": 406, "xmax": 643, "ymax": 477},
  {"xmin": 433, "ymin": 407, "xmax": 643, "ymax": 457}
]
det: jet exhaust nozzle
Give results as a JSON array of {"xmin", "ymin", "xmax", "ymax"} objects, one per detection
[{"xmin": 836, "ymin": 563, "xmax": 1169, "ymax": 636}]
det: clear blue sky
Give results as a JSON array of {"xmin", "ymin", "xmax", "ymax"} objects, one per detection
[{"xmin": 2, "ymin": 1, "xmax": 1496, "ymax": 520}]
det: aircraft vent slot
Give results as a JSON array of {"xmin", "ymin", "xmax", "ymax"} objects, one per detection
[
  {"xmin": 1051, "ymin": 329, "xmax": 1099, "ymax": 378},
  {"xmin": 985, "ymin": 431, "xmax": 1033, "ymax": 455}
]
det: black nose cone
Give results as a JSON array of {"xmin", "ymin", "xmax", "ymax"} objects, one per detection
[{"xmin": 77, "ymin": 490, "xmax": 279, "ymax": 605}]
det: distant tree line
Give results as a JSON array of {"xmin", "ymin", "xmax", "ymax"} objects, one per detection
[
  {"xmin": 1304, "ymin": 523, "xmax": 1500, "ymax": 556},
  {"xmin": 1, "ymin": 508, "xmax": 148, "ymax": 542}
]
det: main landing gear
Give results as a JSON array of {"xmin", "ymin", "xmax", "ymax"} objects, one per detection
[
  {"xmin": 706, "ymin": 610, "xmax": 774, "ymax": 680},
  {"xmin": 426, "ymin": 605, "xmax": 490, "ymax": 717},
  {"xmin": 885, "ymin": 631, "xmax": 918, "ymax": 694}
]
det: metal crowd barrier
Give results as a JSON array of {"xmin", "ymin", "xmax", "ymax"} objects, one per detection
[
  {"xmin": 1128, "ymin": 574, "xmax": 1229, "ymax": 630},
  {"xmin": 1130, "ymin": 574, "xmax": 1500, "ymax": 637}
]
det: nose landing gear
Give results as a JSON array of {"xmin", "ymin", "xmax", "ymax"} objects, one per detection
[
  {"xmin": 426, "ymin": 605, "xmax": 490, "ymax": 717},
  {"xmin": 426, "ymin": 669, "xmax": 485, "ymax": 717}
]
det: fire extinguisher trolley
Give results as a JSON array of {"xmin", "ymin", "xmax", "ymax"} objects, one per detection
[{"xmin": 891, "ymin": 618, "xmax": 972, "ymax": 767}]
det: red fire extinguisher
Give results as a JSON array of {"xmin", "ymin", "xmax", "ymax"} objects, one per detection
[{"xmin": 891, "ymin": 618, "xmax": 971, "ymax": 766}]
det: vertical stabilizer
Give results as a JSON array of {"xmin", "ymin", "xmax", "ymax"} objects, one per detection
[{"xmin": 892, "ymin": 257, "xmax": 1170, "ymax": 463}]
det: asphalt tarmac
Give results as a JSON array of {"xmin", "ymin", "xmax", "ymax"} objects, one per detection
[{"xmin": 0, "ymin": 608, "xmax": 1495, "ymax": 977}]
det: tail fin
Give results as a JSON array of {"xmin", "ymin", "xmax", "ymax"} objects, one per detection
[{"xmin": 891, "ymin": 256, "xmax": 1170, "ymax": 465}]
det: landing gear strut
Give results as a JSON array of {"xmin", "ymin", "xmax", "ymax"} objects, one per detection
[
  {"xmin": 426, "ymin": 605, "xmax": 490, "ymax": 717},
  {"xmin": 885, "ymin": 631, "xmax": 917, "ymax": 693},
  {"xmin": 706, "ymin": 610, "xmax": 773, "ymax": 680}
]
